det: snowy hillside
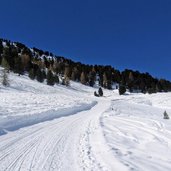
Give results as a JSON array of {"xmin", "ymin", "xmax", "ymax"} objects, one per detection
[{"xmin": 0, "ymin": 72, "xmax": 171, "ymax": 171}]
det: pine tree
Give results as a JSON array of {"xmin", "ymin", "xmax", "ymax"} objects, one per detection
[
  {"xmin": 61, "ymin": 77, "xmax": 65, "ymax": 85},
  {"xmin": 42, "ymin": 69, "xmax": 46, "ymax": 79},
  {"xmin": 54, "ymin": 74, "xmax": 59, "ymax": 84},
  {"xmin": 64, "ymin": 66, "xmax": 70, "ymax": 78},
  {"xmin": 103, "ymin": 73, "xmax": 108, "ymax": 88},
  {"xmin": 14, "ymin": 57, "xmax": 23, "ymax": 75},
  {"xmin": 1, "ymin": 69, "xmax": 9, "ymax": 86},
  {"xmin": 128, "ymin": 72, "xmax": 134, "ymax": 92},
  {"xmin": 29, "ymin": 68, "xmax": 36, "ymax": 80},
  {"xmin": 71, "ymin": 71, "xmax": 76, "ymax": 81},
  {"xmin": 1, "ymin": 57, "xmax": 10, "ymax": 71},
  {"xmin": 47, "ymin": 70, "xmax": 55, "ymax": 86},
  {"xmin": 71, "ymin": 67, "xmax": 78, "ymax": 81},
  {"xmin": 64, "ymin": 76, "xmax": 70, "ymax": 86},
  {"xmin": 98, "ymin": 87, "xmax": 103, "ymax": 96},
  {"xmin": 80, "ymin": 72, "xmax": 86, "ymax": 85},
  {"xmin": 88, "ymin": 70, "xmax": 96, "ymax": 87},
  {"xmin": 128, "ymin": 72, "xmax": 134, "ymax": 81},
  {"xmin": 2, "ymin": 47, "xmax": 11, "ymax": 69},
  {"xmin": 163, "ymin": 111, "xmax": 169, "ymax": 119},
  {"xmin": 119, "ymin": 85, "xmax": 126, "ymax": 95},
  {"xmin": 36, "ymin": 68, "xmax": 44, "ymax": 83},
  {"xmin": 0, "ymin": 41, "xmax": 3, "ymax": 64}
]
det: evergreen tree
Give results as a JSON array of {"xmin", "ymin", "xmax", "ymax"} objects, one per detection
[
  {"xmin": 64, "ymin": 66, "xmax": 70, "ymax": 78},
  {"xmin": 98, "ymin": 87, "xmax": 103, "ymax": 96},
  {"xmin": 163, "ymin": 111, "xmax": 169, "ymax": 119},
  {"xmin": 128, "ymin": 72, "xmax": 134, "ymax": 81},
  {"xmin": 71, "ymin": 67, "xmax": 78, "ymax": 81},
  {"xmin": 0, "ymin": 41, "xmax": 3, "ymax": 64},
  {"xmin": 64, "ymin": 76, "xmax": 70, "ymax": 86},
  {"xmin": 61, "ymin": 77, "xmax": 65, "ymax": 85},
  {"xmin": 88, "ymin": 70, "xmax": 96, "ymax": 87},
  {"xmin": 71, "ymin": 70, "xmax": 76, "ymax": 81},
  {"xmin": 29, "ymin": 68, "xmax": 36, "ymax": 80},
  {"xmin": 127, "ymin": 72, "xmax": 134, "ymax": 92},
  {"xmin": 103, "ymin": 73, "xmax": 108, "ymax": 88},
  {"xmin": 54, "ymin": 74, "xmax": 59, "ymax": 84},
  {"xmin": 1, "ymin": 69, "xmax": 9, "ymax": 86},
  {"xmin": 42, "ymin": 69, "xmax": 46, "ymax": 79},
  {"xmin": 119, "ymin": 85, "xmax": 126, "ymax": 95},
  {"xmin": 80, "ymin": 72, "xmax": 86, "ymax": 85},
  {"xmin": 2, "ymin": 48, "xmax": 10, "ymax": 63},
  {"xmin": 1, "ymin": 57, "xmax": 10, "ymax": 71},
  {"xmin": 107, "ymin": 80, "xmax": 112, "ymax": 89},
  {"xmin": 36, "ymin": 68, "xmax": 44, "ymax": 83},
  {"xmin": 47, "ymin": 70, "xmax": 55, "ymax": 86},
  {"xmin": 14, "ymin": 57, "xmax": 23, "ymax": 75}
]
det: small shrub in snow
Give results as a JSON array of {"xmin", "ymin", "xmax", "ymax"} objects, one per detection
[
  {"xmin": 94, "ymin": 91, "xmax": 99, "ymax": 97},
  {"xmin": 163, "ymin": 111, "xmax": 169, "ymax": 119}
]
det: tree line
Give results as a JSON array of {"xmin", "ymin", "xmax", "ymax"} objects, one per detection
[{"xmin": 0, "ymin": 38, "xmax": 171, "ymax": 93}]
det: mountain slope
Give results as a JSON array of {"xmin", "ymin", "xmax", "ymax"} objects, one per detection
[
  {"xmin": 0, "ymin": 71, "xmax": 171, "ymax": 171},
  {"xmin": 1, "ymin": 38, "xmax": 171, "ymax": 93}
]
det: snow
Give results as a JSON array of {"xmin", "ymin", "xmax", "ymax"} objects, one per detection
[{"xmin": 0, "ymin": 71, "xmax": 171, "ymax": 171}]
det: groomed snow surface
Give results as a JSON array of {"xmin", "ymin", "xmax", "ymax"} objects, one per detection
[{"xmin": 0, "ymin": 72, "xmax": 171, "ymax": 171}]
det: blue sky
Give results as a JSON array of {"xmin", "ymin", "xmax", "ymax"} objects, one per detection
[{"xmin": 0, "ymin": 0, "xmax": 171, "ymax": 80}]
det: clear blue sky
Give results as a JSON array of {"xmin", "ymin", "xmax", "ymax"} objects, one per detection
[{"xmin": 0, "ymin": 0, "xmax": 171, "ymax": 80}]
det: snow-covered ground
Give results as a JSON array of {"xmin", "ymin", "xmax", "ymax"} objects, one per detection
[{"xmin": 0, "ymin": 72, "xmax": 171, "ymax": 171}]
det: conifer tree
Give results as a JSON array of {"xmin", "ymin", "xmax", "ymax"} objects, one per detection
[
  {"xmin": 163, "ymin": 111, "xmax": 169, "ymax": 119},
  {"xmin": 98, "ymin": 87, "xmax": 103, "ymax": 96},
  {"xmin": 71, "ymin": 71, "xmax": 76, "ymax": 81},
  {"xmin": 42, "ymin": 69, "xmax": 46, "ymax": 79},
  {"xmin": 128, "ymin": 72, "xmax": 134, "ymax": 81},
  {"xmin": 64, "ymin": 66, "xmax": 70, "ymax": 78},
  {"xmin": 88, "ymin": 70, "xmax": 96, "ymax": 87},
  {"xmin": 0, "ymin": 41, "xmax": 3, "ymax": 64},
  {"xmin": 14, "ymin": 57, "xmax": 23, "ymax": 75},
  {"xmin": 1, "ymin": 69, "xmax": 9, "ymax": 86},
  {"xmin": 2, "ymin": 47, "xmax": 10, "ymax": 62},
  {"xmin": 47, "ymin": 70, "xmax": 55, "ymax": 86},
  {"xmin": 103, "ymin": 73, "xmax": 108, "ymax": 88},
  {"xmin": 80, "ymin": 72, "xmax": 86, "ymax": 85},
  {"xmin": 54, "ymin": 74, "xmax": 59, "ymax": 84},
  {"xmin": 61, "ymin": 77, "xmax": 65, "ymax": 85},
  {"xmin": 64, "ymin": 76, "xmax": 70, "ymax": 86},
  {"xmin": 36, "ymin": 68, "xmax": 44, "ymax": 83},
  {"xmin": 119, "ymin": 85, "xmax": 126, "ymax": 95},
  {"xmin": 29, "ymin": 68, "xmax": 36, "ymax": 80},
  {"xmin": 1, "ymin": 57, "xmax": 10, "ymax": 71}
]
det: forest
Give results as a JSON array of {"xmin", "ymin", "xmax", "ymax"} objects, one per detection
[{"xmin": 0, "ymin": 38, "xmax": 171, "ymax": 94}]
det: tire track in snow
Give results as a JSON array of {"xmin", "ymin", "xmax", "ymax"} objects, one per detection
[{"xmin": 0, "ymin": 99, "xmax": 127, "ymax": 171}]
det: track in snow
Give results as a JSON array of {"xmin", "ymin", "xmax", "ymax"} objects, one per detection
[
  {"xmin": 101, "ymin": 99, "xmax": 171, "ymax": 171},
  {"xmin": 0, "ymin": 100, "xmax": 126, "ymax": 171}
]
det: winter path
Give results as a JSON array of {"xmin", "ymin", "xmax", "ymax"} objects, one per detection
[
  {"xmin": 1, "ymin": 72, "xmax": 171, "ymax": 171},
  {"xmin": 0, "ymin": 99, "xmax": 127, "ymax": 171}
]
